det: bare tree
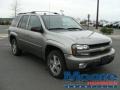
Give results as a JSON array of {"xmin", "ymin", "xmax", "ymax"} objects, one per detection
[{"xmin": 12, "ymin": 0, "xmax": 20, "ymax": 17}]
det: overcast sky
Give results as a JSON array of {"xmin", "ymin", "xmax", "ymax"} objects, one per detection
[{"xmin": 0, "ymin": 0, "xmax": 120, "ymax": 21}]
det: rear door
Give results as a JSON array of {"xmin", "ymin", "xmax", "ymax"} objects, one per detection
[{"xmin": 17, "ymin": 15, "xmax": 30, "ymax": 51}]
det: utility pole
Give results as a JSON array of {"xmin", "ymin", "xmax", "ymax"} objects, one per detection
[
  {"xmin": 12, "ymin": 0, "xmax": 20, "ymax": 17},
  {"xmin": 96, "ymin": 0, "xmax": 99, "ymax": 29},
  {"xmin": 88, "ymin": 14, "xmax": 90, "ymax": 29}
]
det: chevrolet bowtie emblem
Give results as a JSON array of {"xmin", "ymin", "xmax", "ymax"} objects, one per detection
[{"xmin": 100, "ymin": 47, "xmax": 105, "ymax": 51}]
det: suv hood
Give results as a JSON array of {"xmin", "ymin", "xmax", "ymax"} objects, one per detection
[{"xmin": 52, "ymin": 30, "xmax": 111, "ymax": 44}]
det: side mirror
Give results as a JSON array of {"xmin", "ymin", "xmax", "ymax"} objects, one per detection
[{"xmin": 31, "ymin": 26, "xmax": 44, "ymax": 33}]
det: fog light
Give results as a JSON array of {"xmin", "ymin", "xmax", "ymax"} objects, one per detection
[{"xmin": 79, "ymin": 63, "xmax": 87, "ymax": 69}]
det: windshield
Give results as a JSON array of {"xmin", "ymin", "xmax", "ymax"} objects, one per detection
[{"xmin": 41, "ymin": 15, "xmax": 82, "ymax": 30}]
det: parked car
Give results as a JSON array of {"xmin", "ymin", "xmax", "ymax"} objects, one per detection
[
  {"xmin": 8, "ymin": 11, "xmax": 115, "ymax": 78},
  {"xmin": 112, "ymin": 22, "xmax": 120, "ymax": 28},
  {"xmin": 99, "ymin": 20, "xmax": 108, "ymax": 27},
  {"xmin": 103, "ymin": 22, "xmax": 113, "ymax": 28}
]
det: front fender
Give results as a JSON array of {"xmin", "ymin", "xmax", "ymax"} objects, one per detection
[
  {"xmin": 46, "ymin": 39, "xmax": 67, "ymax": 54},
  {"xmin": 41, "ymin": 39, "xmax": 67, "ymax": 60}
]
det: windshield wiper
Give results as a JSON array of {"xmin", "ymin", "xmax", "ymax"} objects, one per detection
[
  {"xmin": 48, "ymin": 28, "xmax": 66, "ymax": 30},
  {"xmin": 67, "ymin": 27, "xmax": 83, "ymax": 30},
  {"xmin": 48, "ymin": 27, "xmax": 83, "ymax": 31}
]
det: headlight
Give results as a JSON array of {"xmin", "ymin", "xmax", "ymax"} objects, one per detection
[
  {"xmin": 76, "ymin": 45, "xmax": 89, "ymax": 50},
  {"xmin": 71, "ymin": 44, "xmax": 89, "ymax": 56}
]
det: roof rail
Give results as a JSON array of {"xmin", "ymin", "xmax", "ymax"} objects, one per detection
[
  {"xmin": 32, "ymin": 11, "xmax": 59, "ymax": 14},
  {"xmin": 18, "ymin": 11, "xmax": 60, "ymax": 15}
]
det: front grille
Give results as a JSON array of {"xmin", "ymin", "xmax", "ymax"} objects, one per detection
[
  {"xmin": 89, "ymin": 42, "xmax": 110, "ymax": 49},
  {"xmin": 90, "ymin": 48, "xmax": 111, "ymax": 56},
  {"xmin": 76, "ymin": 42, "xmax": 111, "ymax": 57}
]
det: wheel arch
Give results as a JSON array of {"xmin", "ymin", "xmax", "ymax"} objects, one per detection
[
  {"xmin": 9, "ymin": 31, "xmax": 18, "ymax": 44},
  {"xmin": 44, "ymin": 44, "xmax": 65, "ymax": 61},
  {"xmin": 9, "ymin": 35, "xmax": 16, "ymax": 44}
]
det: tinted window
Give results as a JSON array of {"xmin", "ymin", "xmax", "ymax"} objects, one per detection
[
  {"xmin": 18, "ymin": 15, "xmax": 29, "ymax": 29},
  {"xmin": 11, "ymin": 15, "xmax": 21, "ymax": 27},
  {"xmin": 28, "ymin": 15, "xmax": 41, "ymax": 30}
]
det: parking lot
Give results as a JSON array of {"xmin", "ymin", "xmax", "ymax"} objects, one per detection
[{"xmin": 0, "ymin": 25, "xmax": 120, "ymax": 90}]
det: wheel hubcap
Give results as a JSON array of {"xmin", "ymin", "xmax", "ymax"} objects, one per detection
[
  {"xmin": 49, "ymin": 55, "xmax": 61, "ymax": 75},
  {"xmin": 12, "ymin": 40, "xmax": 17, "ymax": 54}
]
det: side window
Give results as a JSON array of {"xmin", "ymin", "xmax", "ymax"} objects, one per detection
[
  {"xmin": 11, "ymin": 15, "xmax": 21, "ymax": 27},
  {"xmin": 28, "ymin": 15, "xmax": 41, "ymax": 30},
  {"xmin": 18, "ymin": 15, "xmax": 29, "ymax": 29}
]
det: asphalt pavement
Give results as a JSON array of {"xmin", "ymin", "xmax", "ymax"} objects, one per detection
[{"xmin": 0, "ymin": 25, "xmax": 120, "ymax": 90}]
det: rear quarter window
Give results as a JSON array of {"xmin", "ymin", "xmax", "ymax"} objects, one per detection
[
  {"xmin": 17, "ymin": 15, "xmax": 29, "ymax": 29},
  {"xmin": 11, "ymin": 16, "xmax": 21, "ymax": 27}
]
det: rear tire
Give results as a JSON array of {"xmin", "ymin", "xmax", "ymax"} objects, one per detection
[
  {"xmin": 47, "ymin": 50, "xmax": 66, "ymax": 78},
  {"xmin": 11, "ymin": 39, "xmax": 22, "ymax": 56}
]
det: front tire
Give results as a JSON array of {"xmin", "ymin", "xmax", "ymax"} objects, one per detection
[
  {"xmin": 11, "ymin": 39, "xmax": 22, "ymax": 56},
  {"xmin": 47, "ymin": 50, "xmax": 66, "ymax": 78}
]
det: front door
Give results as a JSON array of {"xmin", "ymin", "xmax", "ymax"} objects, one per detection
[{"xmin": 26, "ymin": 15, "xmax": 45, "ymax": 57}]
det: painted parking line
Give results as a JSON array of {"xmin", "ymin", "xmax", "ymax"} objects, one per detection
[
  {"xmin": 0, "ymin": 34, "xmax": 8, "ymax": 40},
  {"xmin": 0, "ymin": 34, "xmax": 8, "ymax": 37}
]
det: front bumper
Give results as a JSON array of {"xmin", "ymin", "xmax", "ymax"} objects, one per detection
[{"xmin": 65, "ymin": 48, "xmax": 115, "ymax": 70}]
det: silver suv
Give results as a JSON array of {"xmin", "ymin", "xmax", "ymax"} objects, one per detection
[{"xmin": 8, "ymin": 11, "xmax": 115, "ymax": 78}]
